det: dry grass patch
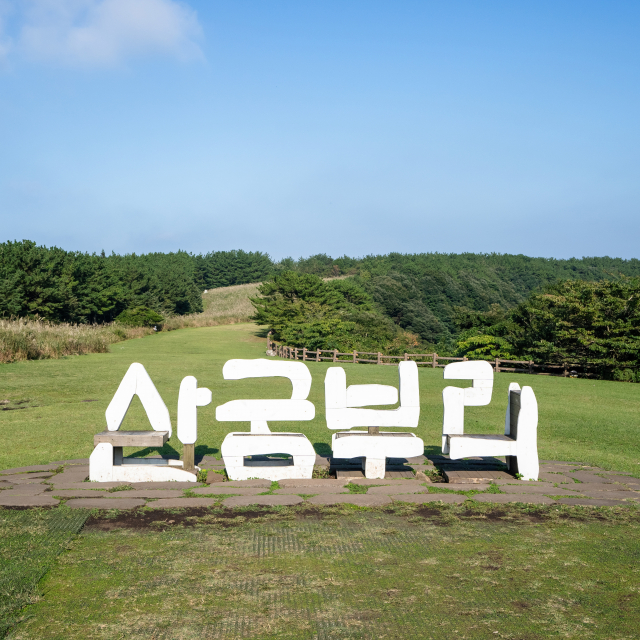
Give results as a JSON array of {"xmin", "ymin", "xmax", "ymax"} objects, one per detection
[
  {"xmin": 164, "ymin": 282, "xmax": 260, "ymax": 330},
  {"xmin": 0, "ymin": 318, "xmax": 153, "ymax": 364}
]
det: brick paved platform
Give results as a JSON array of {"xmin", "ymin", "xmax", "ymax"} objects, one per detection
[{"xmin": 0, "ymin": 458, "xmax": 637, "ymax": 510}]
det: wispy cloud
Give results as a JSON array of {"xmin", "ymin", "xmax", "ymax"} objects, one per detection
[
  {"xmin": 0, "ymin": 1, "xmax": 13, "ymax": 67},
  {"xmin": 4, "ymin": 0, "xmax": 203, "ymax": 67}
]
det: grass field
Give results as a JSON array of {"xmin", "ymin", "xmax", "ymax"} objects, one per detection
[
  {"xmin": 2, "ymin": 323, "xmax": 640, "ymax": 639},
  {"xmin": 0, "ymin": 323, "xmax": 639, "ymax": 475},
  {"xmin": 7, "ymin": 504, "xmax": 640, "ymax": 639}
]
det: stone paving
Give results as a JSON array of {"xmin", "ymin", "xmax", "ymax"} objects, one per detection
[{"xmin": 0, "ymin": 455, "xmax": 638, "ymax": 509}]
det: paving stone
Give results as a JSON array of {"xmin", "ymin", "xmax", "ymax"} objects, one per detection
[
  {"xmin": 385, "ymin": 470, "xmax": 416, "ymax": 478},
  {"xmin": 190, "ymin": 487, "xmax": 263, "ymax": 496},
  {"xmin": 576, "ymin": 490, "xmax": 640, "ymax": 501},
  {"xmin": 65, "ymin": 498, "xmax": 145, "ymax": 509},
  {"xmin": 565, "ymin": 472, "xmax": 614, "ymax": 484},
  {"xmin": 279, "ymin": 479, "xmax": 347, "ymax": 488},
  {"xmin": 498, "ymin": 484, "xmax": 569, "ymax": 494},
  {"xmin": 536, "ymin": 473, "xmax": 574, "ymax": 484},
  {"xmin": 198, "ymin": 456, "xmax": 225, "ymax": 466},
  {"xmin": 224, "ymin": 480, "xmax": 272, "ymax": 488},
  {"xmin": 577, "ymin": 484, "xmax": 636, "ymax": 492},
  {"xmin": 4, "ymin": 475, "xmax": 51, "ymax": 485},
  {"xmin": 273, "ymin": 488, "xmax": 350, "ymax": 495},
  {"xmin": 336, "ymin": 469, "xmax": 365, "ymax": 479},
  {"xmin": 0, "ymin": 482, "xmax": 14, "ymax": 490},
  {"xmin": 0, "ymin": 494, "xmax": 60, "ymax": 507},
  {"xmin": 49, "ymin": 459, "xmax": 90, "ymax": 466},
  {"xmin": 306, "ymin": 494, "xmax": 391, "ymax": 506},
  {"xmin": 315, "ymin": 455, "xmax": 330, "ymax": 467},
  {"xmin": 5, "ymin": 484, "xmax": 48, "ymax": 496},
  {"xmin": 405, "ymin": 455, "xmax": 428, "ymax": 464},
  {"xmin": 611, "ymin": 476, "xmax": 640, "ymax": 485},
  {"xmin": 368, "ymin": 482, "xmax": 430, "ymax": 495},
  {"xmin": 472, "ymin": 494, "xmax": 554, "ymax": 504},
  {"xmin": 107, "ymin": 490, "xmax": 185, "ymax": 499},
  {"xmin": 148, "ymin": 498, "xmax": 219, "ymax": 508},
  {"xmin": 348, "ymin": 478, "xmax": 394, "ymax": 486},
  {"xmin": 223, "ymin": 495, "xmax": 303, "ymax": 507},
  {"xmin": 0, "ymin": 472, "xmax": 55, "ymax": 483},
  {"xmin": 54, "ymin": 472, "xmax": 89, "ymax": 484},
  {"xmin": 52, "ymin": 490, "xmax": 109, "ymax": 498},
  {"xmin": 390, "ymin": 493, "xmax": 467, "ymax": 504},
  {"xmin": 444, "ymin": 470, "xmax": 514, "ymax": 483},
  {"xmin": 203, "ymin": 472, "xmax": 225, "ymax": 484},
  {"xmin": 50, "ymin": 482, "xmax": 128, "ymax": 490},
  {"xmin": 0, "ymin": 464, "xmax": 60, "ymax": 474},
  {"xmin": 598, "ymin": 471, "xmax": 634, "ymax": 478},
  {"xmin": 556, "ymin": 498, "xmax": 629, "ymax": 507},
  {"xmin": 442, "ymin": 483, "xmax": 490, "ymax": 491},
  {"xmin": 129, "ymin": 481, "xmax": 200, "ymax": 489}
]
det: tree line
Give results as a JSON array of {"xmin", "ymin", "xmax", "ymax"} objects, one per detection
[
  {"xmin": 251, "ymin": 272, "xmax": 640, "ymax": 383},
  {"xmin": 3, "ymin": 240, "xmax": 640, "ymax": 381},
  {"xmin": 0, "ymin": 241, "xmax": 275, "ymax": 325}
]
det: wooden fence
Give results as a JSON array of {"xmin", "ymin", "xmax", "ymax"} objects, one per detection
[{"xmin": 266, "ymin": 338, "xmax": 590, "ymax": 377}]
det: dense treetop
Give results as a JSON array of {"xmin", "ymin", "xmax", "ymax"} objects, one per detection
[{"xmin": 3, "ymin": 240, "xmax": 640, "ymax": 330}]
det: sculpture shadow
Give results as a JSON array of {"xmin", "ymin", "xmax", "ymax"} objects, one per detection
[
  {"xmin": 313, "ymin": 442, "xmax": 332, "ymax": 458},
  {"xmin": 126, "ymin": 443, "xmax": 181, "ymax": 460},
  {"xmin": 195, "ymin": 445, "xmax": 220, "ymax": 464}
]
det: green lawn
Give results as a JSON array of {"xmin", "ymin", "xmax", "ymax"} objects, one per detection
[
  {"xmin": 9, "ymin": 504, "xmax": 640, "ymax": 639},
  {"xmin": 0, "ymin": 323, "xmax": 639, "ymax": 475}
]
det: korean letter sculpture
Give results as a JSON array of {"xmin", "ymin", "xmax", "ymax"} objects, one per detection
[
  {"xmin": 441, "ymin": 360, "xmax": 494, "ymax": 454},
  {"xmin": 89, "ymin": 363, "xmax": 210, "ymax": 482},
  {"xmin": 216, "ymin": 359, "xmax": 317, "ymax": 481},
  {"xmin": 325, "ymin": 361, "xmax": 423, "ymax": 479},
  {"xmin": 442, "ymin": 361, "xmax": 540, "ymax": 481}
]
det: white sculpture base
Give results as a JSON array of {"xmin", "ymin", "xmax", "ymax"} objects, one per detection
[
  {"xmin": 89, "ymin": 442, "xmax": 199, "ymax": 483},
  {"xmin": 221, "ymin": 432, "xmax": 316, "ymax": 481},
  {"xmin": 331, "ymin": 431, "xmax": 425, "ymax": 479}
]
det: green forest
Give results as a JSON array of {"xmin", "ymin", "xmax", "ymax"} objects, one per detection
[{"xmin": 2, "ymin": 240, "xmax": 639, "ymax": 380}]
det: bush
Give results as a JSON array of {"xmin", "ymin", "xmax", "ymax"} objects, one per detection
[{"xmin": 115, "ymin": 306, "xmax": 164, "ymax": 328}]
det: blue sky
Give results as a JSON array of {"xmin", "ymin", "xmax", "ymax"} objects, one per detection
[{"xmin": 1, "ymin": 0, "xmax": 639, "ymax": 260}]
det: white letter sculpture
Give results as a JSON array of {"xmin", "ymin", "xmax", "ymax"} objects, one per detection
[
  {"xmin": 325, "ymin": 361, "xmax": 423, "ymax": 479},
  {"xmin": 446, "ymin": 381, "xmax": 540, "ymax": 481},
  {"xmin": 216, "ymin": 359, "xmax": 316, "ymax": 481},
  {"xmin": 441, "ymin": 360, "xmax": 494, "ymax": 454},
  {"xmin": 89, "ymin": 363, "xmax": 201, "ymax": 482}
]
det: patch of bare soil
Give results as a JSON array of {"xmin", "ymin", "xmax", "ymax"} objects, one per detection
[{"xmin": 85, "ymin": 506, "xmax": 284, "ymax": 531}]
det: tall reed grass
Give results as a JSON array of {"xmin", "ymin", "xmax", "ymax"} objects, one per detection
[{"xmin": 0, "ymin": 318, "xmax": 154, "ymax": 364}]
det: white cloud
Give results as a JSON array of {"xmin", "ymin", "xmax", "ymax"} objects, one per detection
[
  {"xmin": 15, "ymin": 0, "xmax": 203, "ymax": 66},
  {"xmin": 0, "ymin": 1, "xmax": 13, "ymax": 66}
]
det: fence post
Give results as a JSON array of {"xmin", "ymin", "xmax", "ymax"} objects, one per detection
[
  {"xmin": 333, "ymin": 349, "xmax": 337, "ymax": 362},
  {"xmin": 563, "ymin": 363, "xmax": 568, "ymax": 377},
  {"xmin": 316, "ymin": 349, "xmax": 320, "ymax": 362},
  {"xmin": 404, "ymin": 353, "xmax": 408, "ymax": 361},
  {"xmin": 529, "ymin": 360, "xmax": 533, "ymax": 374},
  {"xmin": 293, "ymin": 347, "xmax": 296, "ymax": 360},
  {"xmin": 463, "ymin": 356, "xmax": 468, "ymax": 361},
  {"xmin": 432, "ymin": 353, "xmax": 437, "ymax": 368},
  {"xmin": 377, "ymin": 352, "xmax": 382, "ymax": 365},
  {"xmin": 495, "ymin": 358, "xmax": 500, "ymax": 373},
  {"xmin": 302, "ymin": 348, "xmax": 307, "ymax": 361},
  {"xmin": 353, "ymin": 351, "xmax": 357, "ymax": 364}
]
